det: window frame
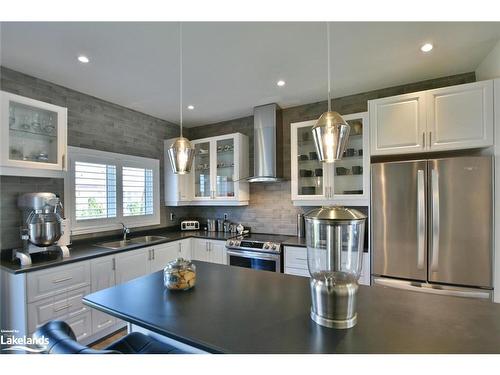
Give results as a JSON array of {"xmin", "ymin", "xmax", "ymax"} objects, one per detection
[{"xmin": 66, "ymin": 146, "xmax": 160, "ymax": 235}]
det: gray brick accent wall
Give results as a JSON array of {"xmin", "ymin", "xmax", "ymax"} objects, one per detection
[{"xmin": 0, "ymin": 67, "xmax": 186, "ymax": 249}]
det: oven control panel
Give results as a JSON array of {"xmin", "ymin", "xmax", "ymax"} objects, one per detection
[{"xmin": 225, "ymin": 239, "xmax": 281, "ymax": 253}]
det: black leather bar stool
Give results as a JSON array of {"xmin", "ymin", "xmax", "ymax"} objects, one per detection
[{"xmin": 33, "ymin": 321, "xmax": 186, "ymax": 354}]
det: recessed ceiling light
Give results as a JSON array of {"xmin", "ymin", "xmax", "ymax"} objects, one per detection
[
  {"xmin": 187, "ymin": 105, "xmax": 195, "ymax": 110},
  {"xmin": 277, "ymin": 80, "xmax": 286, "ymax": 87},
  {"xmin": 77, "ymin": 55, "xmax": 90, "ymax": 63},
  {"xmin": 420, "ymin": 43, "xmax": 433, "ymax": 53}
]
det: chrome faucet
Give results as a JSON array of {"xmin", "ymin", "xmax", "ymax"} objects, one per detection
[{"xmin": 120, "ymin": 222, "xmax": 130, "ymax": 241}]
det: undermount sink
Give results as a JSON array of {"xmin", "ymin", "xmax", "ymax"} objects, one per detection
[
  {"xmin": 96, "ymin": 235, "xmax": 168, "ymax": 250},
  {"xmin": 129, "ymin": 235, "xmax": 168, "ymax": 244}
]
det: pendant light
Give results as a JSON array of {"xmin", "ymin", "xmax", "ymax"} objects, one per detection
[
  {"xmin": 312, "ymin": 22, "xmax": 350, "ymax": 163},
  {"xmin": 168, "ymin": 23, "xmax": 195, "ymax": 174}
]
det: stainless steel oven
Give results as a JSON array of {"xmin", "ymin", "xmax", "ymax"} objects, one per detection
[
  {"xmin": 226, "ymin": 249, "xmax": 281, "ymax": 272},
  {"xmin": 225, "ymin": 234, "xmax": 288, "ymax": 273}
]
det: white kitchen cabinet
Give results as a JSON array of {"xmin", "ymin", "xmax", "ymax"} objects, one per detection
[
  {"xmin": 150, "ymin": 242, "xmax": 179, "ymax": 273},
  {"xmin": 164, "ymin": 138, "xmax": 193, "ymax": 206},
  {"xmin": 0, "ymin": 90, "xmax": 67, "ymax": 176},
  {"xmin": 164, "ymin": 133, "xmax": 249, "ymax": 206},
  {"xmin": 115, "ymin": 248, "xmax": 150, "ymax": 285},
  {"xmin": 208, "ymin": 240, "xmax": 227, "ymax": 265},
  {"xmin": 291, "ymin": 112, "xmax": 370, "ymax": 206},
  {"xmin": 369, "ymin": 91, "xmax": 426, "ymax": 155},
  {"xmin": 426, "ymin": 81, "xmax": 494, "ymax": 151},
  {"xmin": 191, "ymin": 238, "xmax": 227, "ymax": 264},
  {"xmin": 90, "ymin": 255, "xmax": 117, "ymax": 333},
  {"xmin": 369, "ymin": 80, "xmax": 494, "ymax": 156}
]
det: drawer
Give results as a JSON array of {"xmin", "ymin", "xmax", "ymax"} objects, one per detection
[
  {"xmin": 284, "ymin": 246, "xmax": 308, "ymax": 269},
  {"xmin": 66, "ymin": 311, "xmax": 92, "ymax": 342},
  {"xmin": 27, "ymin": 261, "xmax": 91, "ymax": 303},
  {"xmin": 92, "ymin": 309, "xmax": 116, "ymax": 334},
  {"xmin": 27, "ymin": 286, "xmax": 90, "ymax": 333},
  {"xmin": 285, "ymin": 267, "xmax": 310, "ymax": 278}
]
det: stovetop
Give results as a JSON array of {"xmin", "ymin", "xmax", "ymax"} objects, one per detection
[{"xmin": 235, "ymin": 233, "xmax": 291, "ymax": 243}]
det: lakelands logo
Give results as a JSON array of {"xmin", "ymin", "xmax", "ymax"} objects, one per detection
[{"xmin": 1, "ymin": 329, "xmax": 48, "ymax": 353}]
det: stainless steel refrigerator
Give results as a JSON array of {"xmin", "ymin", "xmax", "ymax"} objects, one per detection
[{"xmin": 371, "ymin": 156, "xmax": 493, "ymax": 299}]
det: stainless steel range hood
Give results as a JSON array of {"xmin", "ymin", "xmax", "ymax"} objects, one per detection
[{"xmin": 247, "ymin": 103, "xmax": 283, "ymax": 183}]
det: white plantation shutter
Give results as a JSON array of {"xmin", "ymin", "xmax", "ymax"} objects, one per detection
[
  {"xmin": 122, "ymin": 166, "xmax": 154, "ymax": 216},
  {"xmin": 68, "ymin": 147, "xmax": 160, "ymax": 234},
  {"xmin": 74, "ymin": 161, "xmax": 116, "ymax": 220}
]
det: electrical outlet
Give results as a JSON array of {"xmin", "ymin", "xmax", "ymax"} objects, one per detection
[
  {"xmin": 223, "ymin": 213, "xmax": 228, "ymax": 220},
  {"xmin": 169, "ymin": 212, "xmax": 175, "ymax": 221}
]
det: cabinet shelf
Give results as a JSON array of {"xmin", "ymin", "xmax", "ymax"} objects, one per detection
[{"xmin": 10, "ymin": 127, "xmax": 57, "ymax": 139}]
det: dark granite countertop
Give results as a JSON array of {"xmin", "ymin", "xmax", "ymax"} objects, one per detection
[
  {"xmin": 83, "ymin": 261, "xmax": 500, "ymax": 354},
  {"xmin": 0, "ymin": 230, "xmax": 237, "ymax": 274},
  {"xmin": 282, "ymin": 236, "xmax": 307, "ymax": 247}
]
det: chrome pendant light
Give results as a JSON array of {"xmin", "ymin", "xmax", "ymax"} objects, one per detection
[
  {"xmin": 312, "ymin": 22, "xmax": 350, "ymax": 163},
  {"xmin": 168, "ymin": 23, "xmax": 195, "ymax": 174}
]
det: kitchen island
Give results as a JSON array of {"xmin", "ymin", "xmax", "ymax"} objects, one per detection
[{"xmin": 83, "ymin": 261, "xmax": 500, "ymax": 354}]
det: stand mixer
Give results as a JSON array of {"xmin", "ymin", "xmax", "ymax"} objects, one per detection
[{"xmin": 13, "ymin": 192, "xmax": 71, "ymax": 266}]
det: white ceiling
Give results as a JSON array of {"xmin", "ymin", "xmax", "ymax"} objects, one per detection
[{"xmin": 1, "ymin": 22, "xmax": 499, "ymax": 127}]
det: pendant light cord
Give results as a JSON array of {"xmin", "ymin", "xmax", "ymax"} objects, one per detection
[
  {"xmin": 179, "ymin": 22, "xmax": 183, "ymax": 137},
  {"xmin": 327, "ymin": 22, "xmax": 331, "ymax": 112}
]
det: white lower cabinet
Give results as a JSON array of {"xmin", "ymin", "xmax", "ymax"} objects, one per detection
[
  {"xmin": 66, "ymin": 311, "xmax": 92, "ymax": 342},
  {"xmin": 284, "ymin": 246, "xmax": 371, "ymax": 286},
  {"xmin": 192, "ymin": 239, "xmax": 227, "ymax": 264},
  {"xmin": 115, "ymin": 248, "xmax": 150, "ymax": 284},
  {"xmin": 3, "ymin": 237, "xmax": 225, "ymax": 346},
  {"xmin": 90, "ymin": 255, "xmax": 118, "ymax": 334}
]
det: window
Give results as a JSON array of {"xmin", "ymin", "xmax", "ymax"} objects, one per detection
[
  {"xmin": 122, "ymin": 166, "xmax": 153, "ymax": 216},
  {"xmin": 75, "ymin": 162, "xmax": 116, "ymax": 220},
  {"xmin": 67, "ymin": 147, "xmax": 160, "ymax": 235}
]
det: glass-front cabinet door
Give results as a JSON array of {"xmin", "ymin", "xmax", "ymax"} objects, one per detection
[
  {"xmin": 291, "ymin": 121, "xmax": 328, "ymax": 201},
  {"xmin": 1, "ymin": 91, "xmax": 67, "ymax": 171},
  {"xmin": 215, "ymin": 137, "xmax": 235, "ymax": 198},
  {"xmin": 332, "ymin": 112, "xmax": 369, "ymax": 202},
  {"xmin": 291, "ymin": 112, "xmax": 369, "ymax": 206},
  {"xmin": 193, "ymin": 141, "xmax": 212, "ymax": 199}
]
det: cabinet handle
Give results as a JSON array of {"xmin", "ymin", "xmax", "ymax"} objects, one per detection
[
  {"xmin": 54, "ymin": 303, "xmax": 72, "ymax": 312},
  {"xmin": 178, "ymin": 242, "xmax": 182, "ymax": 253},
  {"xmin": 52, "ymin": 276, "xmax": 72, "ymax": 284},
  {"xmin": 429, "ymin": 131, "xmax": 432, "ymax": 146},
  {"xmin": 97, "ymin": 319, "xmax": 112, "ymax": 329},
  {"xmin": 422, "ymin": 132, "xmax": 426, "ymax": 148},
  {"xmin": 112, "ymin": 258, "xmax": 116, "ymax": 271},
  {"xmin": 152, "ymin": 249, "xmax": 155, "ymax": 260}
]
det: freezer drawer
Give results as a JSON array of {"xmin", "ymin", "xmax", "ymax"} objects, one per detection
[
  {"xmin": 371, "ymin": 160, "xmax": 428, "ymax": 281},
  {"xmin": 428, "ymin": 157, "xmax": 493, "ymax": 288}
]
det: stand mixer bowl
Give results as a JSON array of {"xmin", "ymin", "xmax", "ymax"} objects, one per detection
[{"xmin": 27, "ymin": 212, "xmax": 62, "ymax": 246}]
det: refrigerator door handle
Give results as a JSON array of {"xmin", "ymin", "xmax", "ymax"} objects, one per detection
[
  {"xmin": 417, "ymin": 169, "xmax": 425, "ymax": 270},
  {"xmin": 430, "ymin": 168, "xmax": 440, "ymax": 272}
]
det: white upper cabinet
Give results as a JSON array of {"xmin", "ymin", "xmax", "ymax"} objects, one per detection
[
  {"xmin": 0, "ymin": 91, "xmax": 67, "ymax": 175},
  {"xmin": 369, "ymin": 80, "xmax": 494, "ymax": 156},
  {"xmin": 369, "ymin": 92, "xmax": 426, "ymax": 155},
  {"xmin": 291, "ymin": 112, "xmax": 370, "ymax": 206},
  {"xmin": 426, "ymin": 81, "xmax": 494, "ymax": 151},
  {"xmin": 165, "ymin": 132, "xmax": 249, "ymax": 206}
]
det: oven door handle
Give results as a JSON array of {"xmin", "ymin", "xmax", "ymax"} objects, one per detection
[{"xmin": 226, "ymin": 249, "xmax": 280, "ymax": 261}]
